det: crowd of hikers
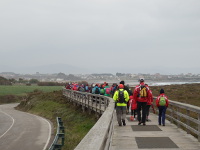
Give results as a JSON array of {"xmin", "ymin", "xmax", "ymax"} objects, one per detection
[{"xmin": 65, "ymin": 79, "xmax": 169, "ymax": 127}]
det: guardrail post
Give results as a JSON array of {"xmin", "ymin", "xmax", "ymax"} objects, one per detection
[{"xmin": 48, "ymin": 117, "xmax": 65, "ymax": 150}]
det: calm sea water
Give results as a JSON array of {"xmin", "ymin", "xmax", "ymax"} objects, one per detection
[{"xmin": 89, "ymin": 80, "xmax": 200, "ymax": 87}]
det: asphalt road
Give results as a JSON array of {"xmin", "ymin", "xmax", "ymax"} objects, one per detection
[{"xmin": 0, "ymin": 103, "xmax": 52, "ymax": 150}]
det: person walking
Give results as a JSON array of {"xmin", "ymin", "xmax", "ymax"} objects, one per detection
[
  {"xmin": 104, "ymin": 83, "xmax": 111, "ymax": 97},
  {"xmin": 129, "ymin": 94, "xmax": 137, "ymax": 121},
  {"xmin": 156, "ymin": 89, "xmax": 169, "ymax": 126},
  {"xmin": 133, "ymin": 78, "xmax": 150, "ymax": 125},
  {"xmin": 113, "ymin": 84, "xmax": 129, "ymax": 126},
  {"xmin": 119, "ymin": 81, "xmax": 130, "ymax": 114}
]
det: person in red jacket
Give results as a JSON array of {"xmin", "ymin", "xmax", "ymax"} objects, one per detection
[
  {"xmin": 129, "ymin": 95, "xmax": 137, "ymax": 121},
  {"xmin": 133, "ymin": 78, "xmax": 150, "ymax": 125},
  {"xmin": 156, "ymin": 89, "xmax": 169, "ymax": 126},
  {"xmin": 145, "ymin": 84, "xmax": 153, "ymax": 121}
]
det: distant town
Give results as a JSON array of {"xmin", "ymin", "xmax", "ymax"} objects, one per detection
[{"xmin": 1, "ymin": 72, "xmax": 200, "ymax": 84}]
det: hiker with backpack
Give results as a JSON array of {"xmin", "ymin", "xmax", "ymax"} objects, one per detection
[
  {"xmin": 156, "ymin": 89, "xmax": 169, "ymax": 126},
  {"xmin": 99, "ymin": 84, "xmax": 105, "ymax": 95},
  {"xmin": 110, "ymin": 83, "xmax": 118, "ymax": 97},
  {"xmin": 113, "ymin": 84, "xmax": 129, "ymax": 126},
  {"xmin": 119, "ymin": 81, "xmax": 130, "ymax": 113},
  {"xmin": 104, "ymin": 83, "xmax": 111, "ymax": 97},
  {"xmin": 92, "ymin": 84, "xmax": 100, "ymax": 94},
  {"xmin": 133, "ymin": 78, "xmax": 150, "ymax": 125},
  {"xmin": 84, "ymin": 84, "xmax": 90, "ymax": 92}
]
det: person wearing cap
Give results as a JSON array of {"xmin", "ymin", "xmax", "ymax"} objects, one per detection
[
  {"xmin": 133, "ymin": 78, "xmax": 150, "ymax": 125},
  {"xmin": 113, "ymin": 84, "xmax": 129, "ymax": 126},
  {"xmin": 119, "ymin": 80, "xmax": 131, "ymax": 113},
  {"xmin": 156, "ymin": 89, "xmax": 169, "ymax": 126}
]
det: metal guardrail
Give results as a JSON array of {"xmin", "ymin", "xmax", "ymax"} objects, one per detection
[{"xmin": 49, "ymin": 117, "xmax": 65, "ymax": 150}]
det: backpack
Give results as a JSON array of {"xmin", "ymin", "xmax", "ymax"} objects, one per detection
[
  {"xmin": 118, "ymin": 90, "xmax": 125, "ymax": 103},
  {"xmin": 79, "ymin": 87, "xmax": 85, "ymax": 92},
  {"xmin": 85, "ymin": 86, "xmax": 89, "ymax": 91},
  {"xmin": 105, "ymin": 88, "xmax": 111, "ymax": 94},
  {"xmin": 111, "ymin": 86, "xmax": 116, "ymax": 95},
  {"xmin": 159, "ymin": 96, "xmax": 166, "ymax": 106},
  {"xmin": 95, "ymin": 87, "xmax": 100, "ymax": 94},
  {"xmin": 139, "ymin": 85, "xmax": 147, "ymax": 97},
  {"xmin": 100, "ymin": 88, "xmax": 105, "ymax": 95}
]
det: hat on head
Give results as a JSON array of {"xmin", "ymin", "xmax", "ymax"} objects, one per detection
[
  {"xmin": 120, "ymin": 80, "xmax": 125, "ymax": 85},
  {"xmin": 139, "ymin": 78, "xmax": 144, "ymax": 82},
  {"xmin": 160, "ymin": 89, "xmax": 164, "ymax": 94},
  {"xmin": 118, "ymin": 84, "xmax": 124, "ymax": 89}
]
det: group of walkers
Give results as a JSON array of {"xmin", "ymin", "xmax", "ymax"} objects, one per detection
[
  {"xmin": 65, "ymin": 79, "xmax": 169, "ymax": 127},
  {"xmin": 113, "ymin": 78, "xmax": 169, "ymax": 127}
]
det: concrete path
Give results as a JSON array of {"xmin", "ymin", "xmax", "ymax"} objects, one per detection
[
  {"xmin": 0, "ymin": 103, "xmax": 52, "ymax": 150},
  {"xmin": 110, "ymin": 111, "xmax": 200, "ymax": 150}
]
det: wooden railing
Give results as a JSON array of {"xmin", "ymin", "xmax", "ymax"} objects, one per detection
[
  {"xmin": 153, "ymin": 97, "xmax": 200, "ymax": 142},
  {"xmin": 62, "ymin": 88, "xmax": 115, "ymax": 150}
]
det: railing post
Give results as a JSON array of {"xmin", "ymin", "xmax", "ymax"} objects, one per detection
[
  {"xmin": 186, "ymin": 109, "xmax": 190, "ymax": 134},
  {"xmin": 177, "ymin": 107, "xmax": 180, "ymax": 128},
  {"xmin": 170, "ymin": 105, "xmax": 174, "ymax": 123}
]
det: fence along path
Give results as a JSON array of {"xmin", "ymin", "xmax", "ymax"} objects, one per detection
[{"xmin": 63, "ymin": 89, "xmax": 200, "ymax": 150}]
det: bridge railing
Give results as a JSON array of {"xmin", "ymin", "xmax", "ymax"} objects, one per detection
[
  {"xmin": 49, "ymin": 117, "xmax": 65, "ymax": 150},
  {"xmin": 153, "ymin": 97, "xmax": 200, "ymax": 142},
  {"xmin": 63, "ymin": 88, "xmax": 115, "ymax": 150}
]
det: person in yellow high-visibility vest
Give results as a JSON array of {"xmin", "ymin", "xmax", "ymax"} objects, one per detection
[{"xmin": 113, "ymin": 84, "xmax": 129, "ymax": 126}]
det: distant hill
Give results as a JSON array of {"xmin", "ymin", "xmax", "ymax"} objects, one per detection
[{"xmin": 0, "ymin": 76, "xmax": 11, "ymax": 85}]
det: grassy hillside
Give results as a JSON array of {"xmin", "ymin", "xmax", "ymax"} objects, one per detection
[{"xmin": 15, "ymin": 90, "xmax": 97, "ymax": 150}]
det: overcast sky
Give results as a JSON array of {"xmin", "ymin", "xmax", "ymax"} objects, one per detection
[{"xmin": 0, "ymin": 0, "xmax": 200, "ymax": 74}]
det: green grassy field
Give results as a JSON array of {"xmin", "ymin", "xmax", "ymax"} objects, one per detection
[{"xmin": 0, "ymin": 85, "xmax": 63, "ymax": 96}]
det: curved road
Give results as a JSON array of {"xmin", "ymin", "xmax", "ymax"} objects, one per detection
[{"xmin": 0, "ymin": 103, "xmax": 52, "ymax": 150}]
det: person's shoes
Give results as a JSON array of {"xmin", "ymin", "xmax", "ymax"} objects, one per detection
[
  {"xmin": 146, "ymin": 116, "xmax": 149, "ymax": 121},
  {"xmin": 122, "ymin": 120, "xmax": 126, "ymax": 126},
  {"xmin": 163, "ymin": 124, "xmax": 165, "ymax": 126},
  {"xmin": 130, "ymin": 116, "xmax": 134, "ymax": 121},
  {"xmin": 119, "ymin": 123, "xmax": 122, "ymax": 126},
  {"xmin": 138, "ymin": 122, "xmax": 142, "ymax": 125},
  {"xmin": 143, "ymin": 123, "xmax": 146, "ymax": 126},
  {"xmin": 159, "ymin": 123, "xmax": 161, "ymax": 125}
]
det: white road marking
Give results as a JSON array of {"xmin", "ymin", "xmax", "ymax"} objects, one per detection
[
  {"xmin": 0, "ymin": 110, "xmax": 15, "ymax": 139},
  {"xmin": 41, "ymin": 117, "xmax": 52, "ymax": 150},
  {"xmin": 25, "ymin": 113, "xmax": 52, "ymax": 150}
]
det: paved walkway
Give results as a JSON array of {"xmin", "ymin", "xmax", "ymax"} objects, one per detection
[{"xmin": 110, "ymin": 111, "xmax": 200, "ymax": 150}]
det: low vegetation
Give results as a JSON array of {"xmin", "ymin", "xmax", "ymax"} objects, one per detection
[
  {"xmin": 150, "ymin": 83, "xmax": 200, "ymax": 107},
  {"xmin": 14, "ymin": 90, "xmax": 97, "ymax": 150}
]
